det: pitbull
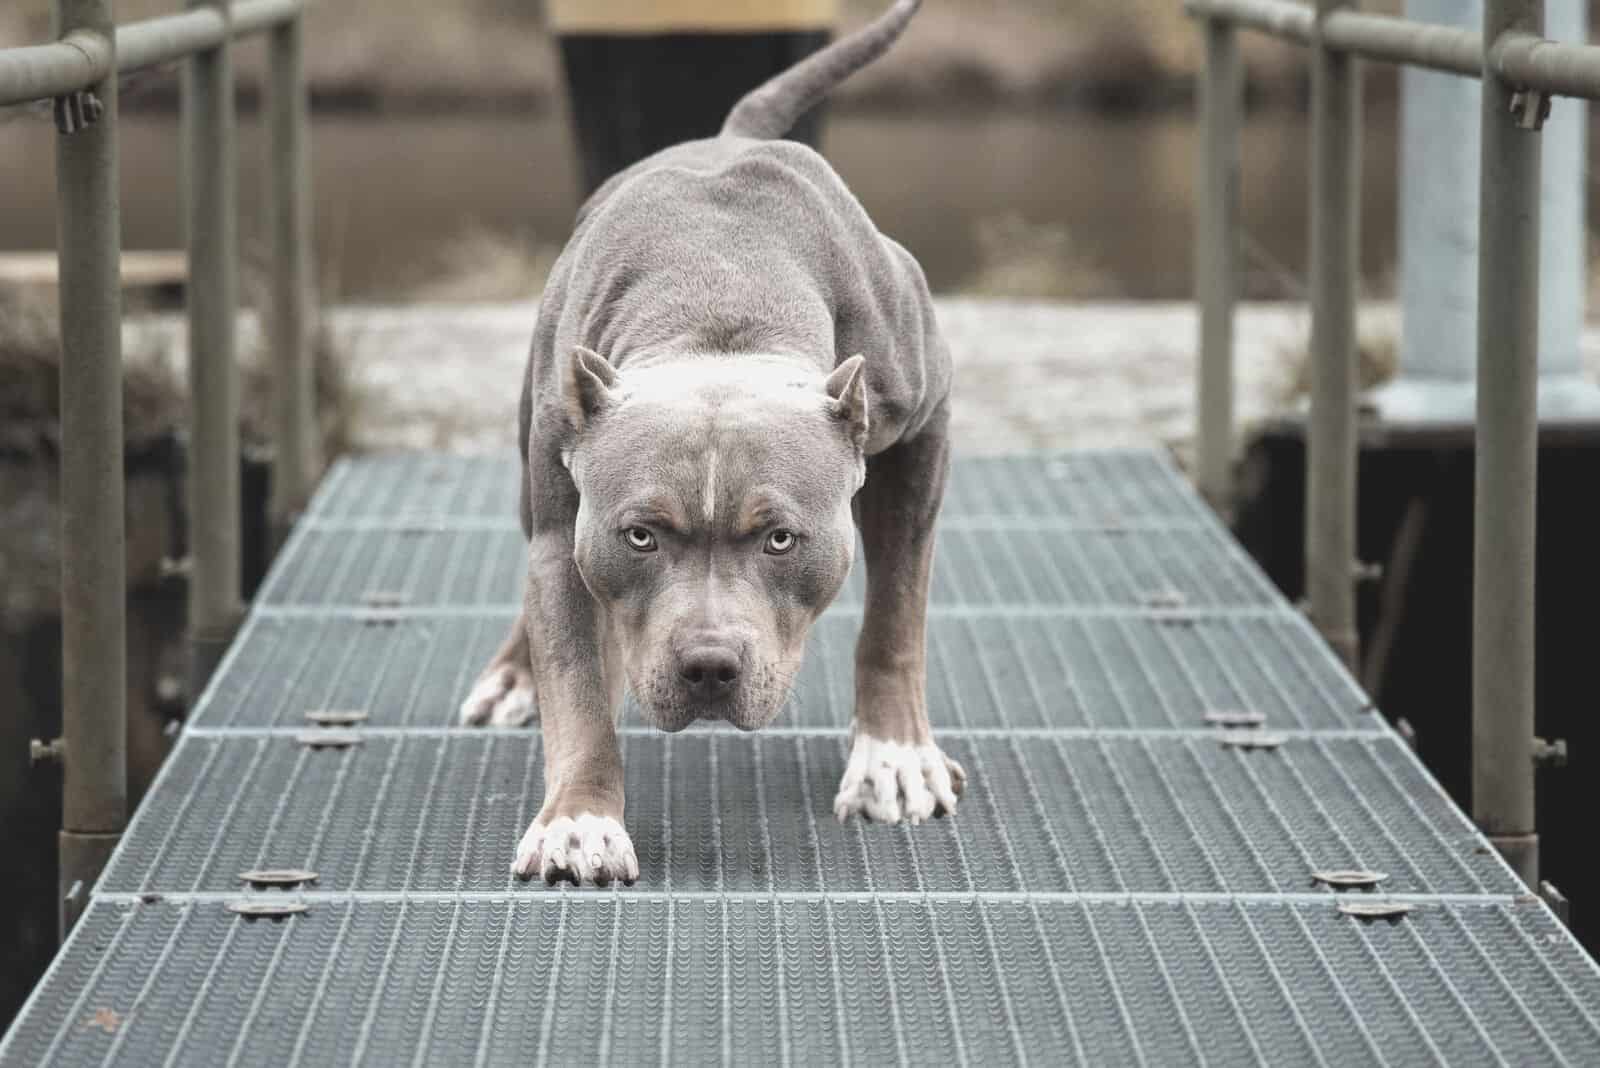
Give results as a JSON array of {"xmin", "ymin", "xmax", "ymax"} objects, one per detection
[{"xmin": 459, "ymin": 0, "xmax": 963, "ymax": 885}]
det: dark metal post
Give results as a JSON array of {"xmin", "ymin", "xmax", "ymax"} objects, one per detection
[
  {"xmin": 53, "ymin": 0, "xmax": 125, "ymax": 940},
  {"xmin": 266, "ymin": 12, "xmax": 316, "ymax": 549},
  {"xmin": 1306, "ymin": 0, "xmax": 1362, "ymax": 670},
  {"xmin": 1195, "ymin": 16, "xmax": 1241, "ymax": 514},
  {"xmin": 1474, "ymin": 0, "xmax": 1543, "ymax": 887},
  {"xmin": 184, "ymin": 0, "xmax": 240, "ymax": 696}
]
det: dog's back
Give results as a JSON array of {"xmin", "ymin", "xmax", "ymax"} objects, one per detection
[{"xmin": 528, "ymin": 0, "xmax": 948, "ymax": 456}]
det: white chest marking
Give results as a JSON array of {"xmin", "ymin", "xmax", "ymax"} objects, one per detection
[{"xmin": 702, "ymin": 447, "xmax": 719, "ymax": 524}]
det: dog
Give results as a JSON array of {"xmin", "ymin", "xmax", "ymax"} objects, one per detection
[{"xmin": 458, "ymin": 0, "xmax": 962, "ymax": 885}]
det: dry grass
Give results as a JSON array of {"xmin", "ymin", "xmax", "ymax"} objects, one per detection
[
  {"xmin": 1591, "ymin": 233, "xmax": 1600, "ymax": 320},
  {"xmin": 0, "ymin": 276, "xmax": 355, "ymax": 459},
  {"xmin": 0, "ymin": 290, "xmax": 185, "ymax": 452},
  {"xmin": 404, "ymin": 226, "xmax": 559, "ymax": 304},
  {"xmin": 1278, "ymin": 329, "xmax": 1400, "ymax": 406},
  {"xmin": 960, "ymin": 214, "xmax": 1120, "ymax": 300}
]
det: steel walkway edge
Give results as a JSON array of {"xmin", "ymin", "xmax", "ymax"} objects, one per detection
[{"xmin": 5, "ymin": 449, "xmax": 1599, "ymax": 1066}]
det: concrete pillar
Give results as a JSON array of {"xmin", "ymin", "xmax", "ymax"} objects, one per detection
[{"xmin": 1370, "ymin": 0, "xmax": 1598, "ymax": 424}]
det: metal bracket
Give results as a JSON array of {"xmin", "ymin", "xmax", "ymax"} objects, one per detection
[
  {"xmin": 1203, "ymin": 709, "xmax": 1266, "ymax": 729},
  {"xmin": 1532, "ymin": 737, "xmax": 1567, "ymax": 768},
  {"xmin": 1312, "ymin": 869, "xmax": 1389, "ymax": 891},
  {"xmin": 1509, "ymin": 88, "xmax": 1551, "ymax": 131},
  {"xmin": 53, "ymin": 89, "xmax": 104, "ymax": 135},
  {"xmin": 1540, "ymin": 881, "xmax": 1571, "ymax": 928},
  {"xmin": 1220, "ymin": 730, "xmax": 1286, "ymax": 752},
  {"xmin": 228, "ymin": 899, "xmax": 309, "ymax": 920},
  {"xmin": 239, "ymin": 868, "xmax": 319, "ymax": 890},
  {"xmin": 304, "ymin": 709, "xmax": 369, "ymax": 728},
  {"xmin": 1395, "ymin": 717, "xmax": 1418, "ymax": 752},
  {"xmin": 1352, "ymin": 560, "xmax": 1383, "ymax": 584},
  {"xmin": 1338, "ymin": 900, "xmax": 1414, "ymax": 921},
  {"xmin": 29, "ymin": 737, "xmax": 65, "ymax": 767}
]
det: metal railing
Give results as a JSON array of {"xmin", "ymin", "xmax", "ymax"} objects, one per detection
[
  {"xmin": 1, "ymin": 0, "xmax": 314, "ymax": 936},
  {"xmin": 1187, "ymin": 0, "xmax": 1600, "ymax": 888}
]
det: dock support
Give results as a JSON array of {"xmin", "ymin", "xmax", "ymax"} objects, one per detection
[
  {"xmin": 184, "ymin": 0, "xmax": 241, "ymax": 696},
  {"xmin": 53, "ymin": 0, "xmax": 126, "ymax": 940},
  {"xmin": 266, "ymin": 12, "xmax": 316, "ymax": 550},
  {"xmin": 1473, "ymin": 0, "xmax": 1542, "ymax": 888},
  {"xmin": 1371, "ymin": 0, "xmax": 1596, "ymax": 423},
  {"xmin": 1305, "ymin": 0, "xmax": 1362, "ymax": 669},
  {"xmin": 1194, "ymin": 16, "xmax": 1241, "ymax": 515}
]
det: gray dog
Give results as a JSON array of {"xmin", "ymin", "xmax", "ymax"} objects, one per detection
[{"xmin": 459, "ymin": 0, "xmax": 962, "ymax": 885}]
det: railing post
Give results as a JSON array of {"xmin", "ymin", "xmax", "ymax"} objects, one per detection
[
  {"xmin": 266, "ymin": 10, "xmax": 316, "ymax": 549},
  {"xmin": 1195, "ymin": 16, "xmax": 1241, "ymax": 515},
  {"xmin": 183, "ymin": 0, "xmax": 240, "ymax": 696},
  {"xmin": 1473, "ymin": 0, "xmax": 1543, "ymax": 887},
  {"xmin": 1306, "ymin": 0, "xmax": 1362, "ymax": 670},
  {"xmin": 53, "ymin": 0, "xmax": 125, "ymax": 940}
]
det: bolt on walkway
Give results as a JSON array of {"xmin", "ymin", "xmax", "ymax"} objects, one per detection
[{"xmin": 5, "ymin": 448, "xmax": 1600, "ymax": 1065}]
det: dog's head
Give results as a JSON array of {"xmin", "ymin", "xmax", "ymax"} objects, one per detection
[{"xmin": 560, "ymin": 347, "xmax": 867, "ymax": 732}]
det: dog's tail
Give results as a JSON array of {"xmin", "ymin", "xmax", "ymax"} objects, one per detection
[{"xmin": 720, "ymin": 0, "xmax": 921, "ymax": 140}]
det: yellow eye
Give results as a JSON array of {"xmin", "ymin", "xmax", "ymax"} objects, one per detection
[
  {"xmin": 765, "ymin": 530, "xmax": 797, "ymax": 555},
  {"xmin": 624, "ymin": 527, "xmax": 657, "ymax": 552}
]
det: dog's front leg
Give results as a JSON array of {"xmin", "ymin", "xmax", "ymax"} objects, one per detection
[
  {"xmin": 510, "ymin": 528, "xmax": 638, "ymax": 885},
  {"xmin": 834, "ymin": 402, "xmax": 966, "ymax": 824}
]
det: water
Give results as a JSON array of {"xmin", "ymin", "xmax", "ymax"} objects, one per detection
[{"xmin": 1, "ymin": 109, "xmax": 1404, "ymax": 300}]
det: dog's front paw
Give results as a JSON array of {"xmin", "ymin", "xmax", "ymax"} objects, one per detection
[
  {"xmin": 833, "ymin": 734, "xmax": 966, "ymax": 824},
  {"xmin": 512, "ymin": 813, "xmax": 639, "ymax": 886},
  {"xmin": 459, "ymin": 664, "xmax": 536, "ymax": 727}
]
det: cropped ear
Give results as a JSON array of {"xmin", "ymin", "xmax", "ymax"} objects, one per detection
[
  {"xmin": 563, "ymin": 346, "xmax": 619, "ymax": 430},
  {"xmin": 824, "ymin": 355, "xmax": 870, "ymax": 451}
]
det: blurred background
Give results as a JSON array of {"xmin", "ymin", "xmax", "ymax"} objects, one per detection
[
  {"xmin": 1, "ymin": 0, "xmax": 1423, "ymax": 306},
  {"xmin": 3, "ymin": 0, "xmax": 1600, "ymax": 1035}
]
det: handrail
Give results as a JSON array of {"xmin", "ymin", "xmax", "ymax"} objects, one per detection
[
  {"xmin": 1187, "ymin": 0, "xmax": 1594, "ymax": 890},
  {"xmin": 1, "ymin": 0, "xmax": 316, "ymax": 938},
  {"xmin": 1498, "ymin": 31, "xmax": 1600, "ymax": 97},
  {"xmin": 0, "ymin": 32, "xmax": 113, "ymax": 106},
  {"xmin": 1186, "ymin": 0, "xmax": 1313, "ymax": 43},
  {"xmin": 1189, "ymin": 0, "xmax": 1600, "ymax": 89},
  {"xmin": 231, "ymin": 0, "xmax": 303, "ymax": 37},
  {"xmin": 1322, "ymin": 11, "xmax": 1479, "ymax": 76},
  {"xmin": 0, "ymin": 0, "xmax": 303, "ymax": 103},
  {"xmin": 117, "ymin": 10, "xmax": 225, "ymax": 74}
]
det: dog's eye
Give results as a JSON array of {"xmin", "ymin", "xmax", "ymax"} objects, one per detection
[
  {"xmin": 623, "ymin": 527, "xmax": 657, "ymax": 552},
  {"xmin": 764, "ymin": 530, "xmax": 797, "ymax": 555}
]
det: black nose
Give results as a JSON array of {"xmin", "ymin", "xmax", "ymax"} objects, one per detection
[{"xmin": 677, "ymin": 646, "xmax": 741, "ymax": 697}]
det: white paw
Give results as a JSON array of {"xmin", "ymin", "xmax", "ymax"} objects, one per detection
[
  {"xmin": 458, "ymin": 667, "xmax": 536, "ymax": 727},
  {"xmin": 833, "ymin": 734, "xmax": 966, "ymax": 824},
  {"xmin": 511, "ymin": 813, "xmax": 639, "ymax": 886}
]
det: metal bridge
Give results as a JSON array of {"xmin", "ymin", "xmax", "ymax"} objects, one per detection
[{"xmin": 4, "ymin": 0, "xmax": 1600, "ymax": 1064}]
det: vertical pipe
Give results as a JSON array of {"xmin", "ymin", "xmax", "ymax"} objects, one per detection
[
  {"xmin": 1306, "ymin": 0, "xmax": 1362, "ymax": 670},
  {"xmin": 184, "ymin": 0, "xmax": 240, "ymax": 697},
  {"xmin": 1388, "ymin": 0, "xmax": 1482, "ymax": 418},
  {"xmin": 1474, "ymin": 0, "xmax": 1542, "ymax": 887},
  {"xmin": 1374, "ymin": 0, "xmax": 1597, "ymax": 424},
  {"xmin": 53, "ymin": 0, "xmax": 125, "ymax": 940},
  {"xmin": 1194, "ymin": 17, "xmax": 1241, "ymax": 515},
  {"xmin": 1537, "ymin": 0, "xmax": 1589, "ymax": 410},
  {"xmin": 266, "ymin": 13, "xmax": 316, "ymax": 549}
]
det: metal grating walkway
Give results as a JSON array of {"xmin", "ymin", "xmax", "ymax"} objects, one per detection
[{"xmin": 6, "ymin": 449, "xmax": 1600, "ymax": 1066}]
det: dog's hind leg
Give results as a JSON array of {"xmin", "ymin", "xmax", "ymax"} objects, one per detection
[
  {"xmin": 834, "ymin": 400, "xmax": 966, "ymax": 824},
  {"xmin": 458, "ymin": 613, "xmax": 537, "ymax": 727}
]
